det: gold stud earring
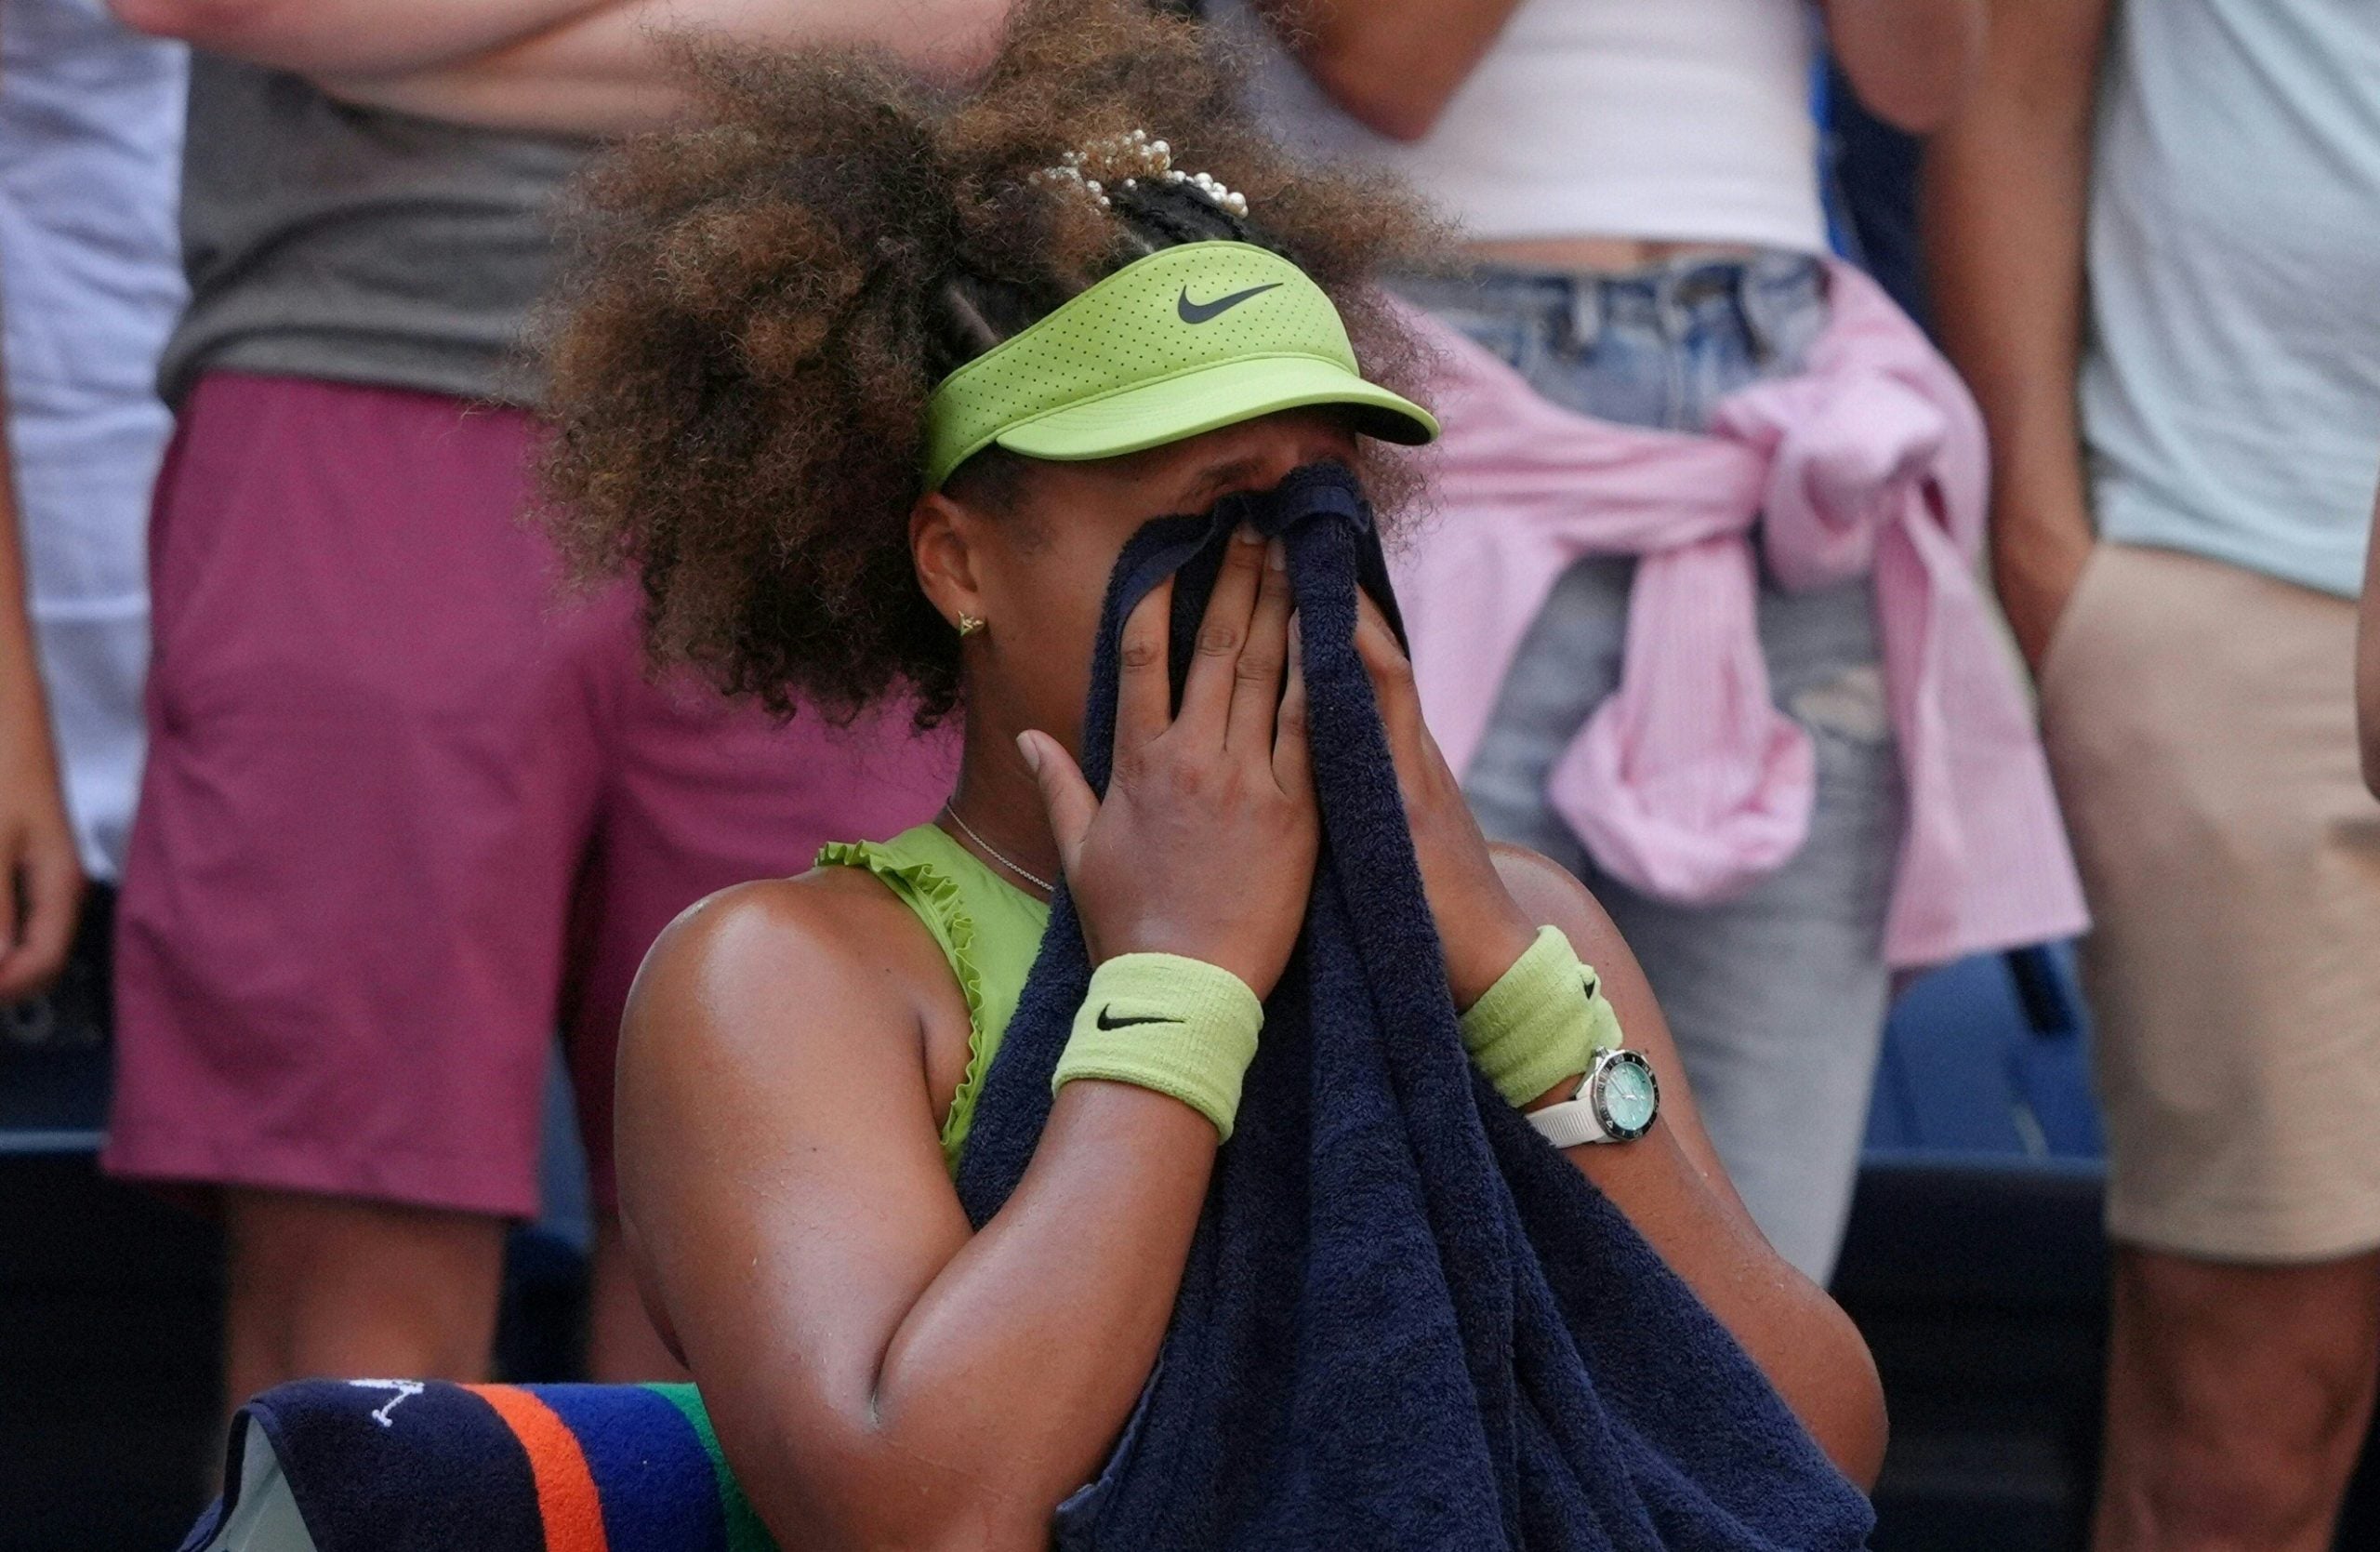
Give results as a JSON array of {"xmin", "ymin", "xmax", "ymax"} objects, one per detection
[{"xmin": 957, "ymin": 612, "xmax": 985, "ymax": 638}]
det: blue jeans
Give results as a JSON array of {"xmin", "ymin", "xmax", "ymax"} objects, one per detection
[{"xmin": 1397, "ymin": 253, "xmax": 1904, "ymax": 1283}]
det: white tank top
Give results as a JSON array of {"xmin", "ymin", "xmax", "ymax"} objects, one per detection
[{"xmin": 1207, "ymin": 0, "xmax": 1826, "ymax": 254}]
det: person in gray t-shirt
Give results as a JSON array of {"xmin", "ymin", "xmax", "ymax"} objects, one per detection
[{"xmin": 101, "ymin": 0, "xmax": 1011, "ymax": 1419}]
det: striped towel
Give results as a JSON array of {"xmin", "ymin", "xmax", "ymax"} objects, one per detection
[{"xmin": 178, "ymin": 1379, "xmax": 775, "ymax": 1552}]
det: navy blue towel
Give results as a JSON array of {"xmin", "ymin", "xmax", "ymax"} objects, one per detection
[{"xmin": 956, "ymin": 463, "xmax": 1876, "ymax": 1550}]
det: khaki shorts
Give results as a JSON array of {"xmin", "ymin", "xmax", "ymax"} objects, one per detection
[{"xmin": 2042, "ymin": 542, "xmax": 2380, "ymax": 1262}]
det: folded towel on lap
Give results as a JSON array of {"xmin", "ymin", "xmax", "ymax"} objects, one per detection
[{"xmin": 178, "ymin": 1380, "xmax": 774, "ymax": 1552}]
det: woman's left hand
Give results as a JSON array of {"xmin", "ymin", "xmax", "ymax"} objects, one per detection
[{"xmin": 1350, "ymin": 592, "xmax": 1538, "ymax": 1008}]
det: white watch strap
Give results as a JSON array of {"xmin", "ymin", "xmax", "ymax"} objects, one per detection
[{"xmin": 1527, "ymin": 1094, "xmax": 1615, "ymax": 1148}]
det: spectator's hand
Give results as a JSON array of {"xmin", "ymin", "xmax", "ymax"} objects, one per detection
[
  {"xmin": 1990, "ymin": 483, "xmax": 2097, "ymax": 675},
  {"xmin": 0, "ymin": 699, "xmax": 84, "ymax": 1004}
]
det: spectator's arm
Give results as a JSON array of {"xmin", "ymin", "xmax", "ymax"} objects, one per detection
[
  {"xmin": 1241, "ymin": 0, "xmax": 1529, "ymax": 144},
  {"xmin": 0, "ymin": 317, "xmax": 89, "ymax": 1004},
  {"xmin": 1821, "ymin": 0, "xmax": 1987, "ymax": 133},
  {"xmin": 2359, "ymin": 480, "xmax": 2380, "ymax": 798},
  {"xmin": 312, "ymin": 0, "xmax": 1012, "ymax": 137},
  {"xmin": 105, "ymin": 0, "xmax": 616, "ymax": 78},
  {"xmin": 1921, "ymin": 0, "xmax": 2113, "ymax": 671},
  {"xmin": 1260, "ymin": 0, "xmax": 1983, "ymax": 149}
]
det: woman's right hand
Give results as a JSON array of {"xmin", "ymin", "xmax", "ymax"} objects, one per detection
[{"xmin": 1020, "ymin": 524, "xmax": 1316, "ymax": 1002}]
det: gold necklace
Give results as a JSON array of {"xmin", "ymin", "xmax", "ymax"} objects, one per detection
[{"xmin": 943, "ymin": 805, "xmax": 1056, "ymax": 895}]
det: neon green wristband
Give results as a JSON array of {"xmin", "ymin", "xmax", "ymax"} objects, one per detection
[
  {"xmin": 1053, "ymin": 953, "xmax": 1265, "ymax": 1140},
  {"xmin": 1458, "ymin": 925, "xmax": 1624, "ymax": 1108}
]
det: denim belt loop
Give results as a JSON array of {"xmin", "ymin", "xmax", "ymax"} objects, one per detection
[
  {"xmin": 1739, "ymin": 255, "xmax": 1819, "ymax": 368},
  {"xmin": 1564, "ymin": 274, "xmax": 1605, "ymax": 355},
  {"xmin": 1732, "ymin": 277, "xmax": 1772, "ymax": 367},
  {"xmin": 1656, "ymin": 265, "xmax": 1707, "ymax": 351}
]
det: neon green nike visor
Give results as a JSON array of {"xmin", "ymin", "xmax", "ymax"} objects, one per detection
[{"xmin": 921, "ymin": 241, "xmax": 1439, "ymax": 491}]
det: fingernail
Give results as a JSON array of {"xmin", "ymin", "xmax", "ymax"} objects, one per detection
[
  {"xmin": 1235, "ymin": 522, "xmax": 1262, "ymax": 545},
  {"xmin": 1267, "ymin": 538, "xmax": 1286, "ymax": 570},
  {"xmin": 1015, "ymin": 732, "xmax": 1041, "ymax": 773}
]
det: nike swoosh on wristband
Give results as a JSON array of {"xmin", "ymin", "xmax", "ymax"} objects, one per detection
[
  {"xmin": 1096, "ymin": 1006, "xmax": 1181, "ymax": 1031},
  {"xmin": 1176, "ymin": 282, "xmax": 1284, "ymax": 325}
]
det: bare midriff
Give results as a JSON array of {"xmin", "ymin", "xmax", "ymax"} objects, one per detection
[{"xmin": 1461, "ymin": 234, "xmax": 1766, "ymax": 272}]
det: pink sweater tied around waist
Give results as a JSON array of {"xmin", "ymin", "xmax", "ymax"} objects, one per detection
[{"xmin": 1389, "ymin": 260, "xmax": 2086, "ymax": 969}]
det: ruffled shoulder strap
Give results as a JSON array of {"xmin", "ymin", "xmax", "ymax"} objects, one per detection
[{"xmin": 816, "ymin": 825, "xmax": 1050, "ymax": 1172}]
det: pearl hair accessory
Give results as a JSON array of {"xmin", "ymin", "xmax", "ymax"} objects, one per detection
[{"xmin": 1029, "ymin": 127, "xmax": 1250, "ymax": 219}]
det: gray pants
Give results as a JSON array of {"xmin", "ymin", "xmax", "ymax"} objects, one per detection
[{"xmin": 1400, "ymin": 256, "xmax": 1905, "ymax": 1282}]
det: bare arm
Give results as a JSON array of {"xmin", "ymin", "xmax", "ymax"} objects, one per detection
[
  {"xmin": 1922, "ymin": 0, "xmax": 2114, "ymax": 671},
  {"xmin": 311, "ymin": 0, "xmax": 1013, "ymax": 137},
  {"xmin": 1246, "ymin": 0, "xmax": 1528, "ymax": 143},
  {"xmin": 0, "ymin": 300, "xmax": 88, "ymax": 1002},
  {"xmin": 1821, "ymin": 0, "xmax": 1986, "ymax": 134},
  {"xmin": 621, "ymin": 882, "xmax": 1224, "ymax": 1551},
  {"xmin": 109, "ymin": 0, "xmax": 1010, "ymax": 137},
  {"xmin": 1496, "ymin": 847, "xmax": 1888, "ymax": 1489},
  {"xmin": 105, "ymin": 0, "xmax": 616, "ymax": 77},
  {"xmin": 1251, "ymin": 0, "xmax": 1978, "ymax": 152},
  {"xmin": 2359, "ymin": 479, "xmax": 2380, "ymax": 798}
]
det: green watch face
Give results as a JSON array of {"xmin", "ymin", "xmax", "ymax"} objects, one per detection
[{"xmin": 1593, "ymin": 1051, "xmax": 1659, "ymax": 1139}]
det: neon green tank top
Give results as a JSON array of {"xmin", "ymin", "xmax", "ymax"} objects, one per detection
[{"xmin": 816, "ymin": 824, "xmax": 1051, "ymax": 1174}]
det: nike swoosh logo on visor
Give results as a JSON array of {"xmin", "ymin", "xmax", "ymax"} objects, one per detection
[
  {"xmin": 1177, "ymin": 282, "xmax": 1284, "ymax": 325},
  {"xmin": 1095, "ymin": 1006, "xmax": 1180, "ymax": 1031}
]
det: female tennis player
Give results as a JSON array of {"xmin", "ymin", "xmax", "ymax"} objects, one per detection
[{"xmin": 536, "ymin": 5, "xmax": 1886, "ymax": 1545}]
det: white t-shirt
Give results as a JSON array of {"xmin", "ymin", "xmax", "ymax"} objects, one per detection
[
  {"xmin": 0, "ymin": 0, "xmax": 186, "ymax": 879},
  {"xmin": 1206, "ymin": 0, "xmax": 1826, "ymax": 253}
]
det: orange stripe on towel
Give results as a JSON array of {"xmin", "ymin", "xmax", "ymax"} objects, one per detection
[{"xmin": 468, "ymin": 1385, "xmax": 610, "ymax": 1552}]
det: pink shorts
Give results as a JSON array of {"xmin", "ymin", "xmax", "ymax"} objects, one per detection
[{"xmin": 104, "ymin": 373, "xmax": 954, "ymax": 1216}]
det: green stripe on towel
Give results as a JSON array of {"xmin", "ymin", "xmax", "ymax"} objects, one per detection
[{"xmin": 644, "ymin": 1385, "xmax": 777, "ymax": 1552}]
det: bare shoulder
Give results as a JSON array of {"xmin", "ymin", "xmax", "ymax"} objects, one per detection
[
  {"xmin": 621, "ymin": 867, "xmax": 952, "ymax": 1083},
  {"xmin": 615, "ymin": 869, "xmax": 979, "ymax": 1381}
]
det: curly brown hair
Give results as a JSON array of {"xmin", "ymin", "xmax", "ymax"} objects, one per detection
[{"xmin": 536, "ymin": 0, "xmax": 1441, "ymax": 725}]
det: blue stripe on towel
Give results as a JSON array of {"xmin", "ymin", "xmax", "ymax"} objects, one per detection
[{"xmin": 532, "ymin": 1384, "xmax": 728, "ymax": 1552}]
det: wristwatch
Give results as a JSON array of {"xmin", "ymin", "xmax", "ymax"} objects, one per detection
[{"xmin": 1527, "ymin": 1048, "xmax": 1659, "ymax": 1147}]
